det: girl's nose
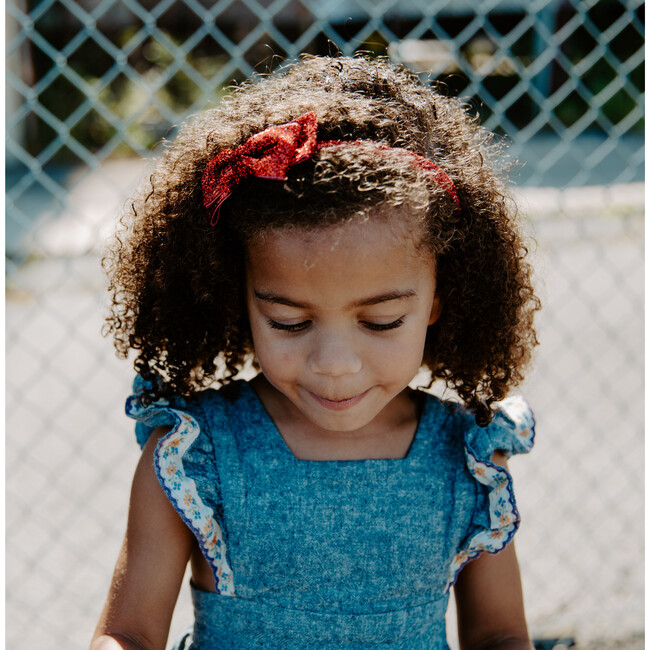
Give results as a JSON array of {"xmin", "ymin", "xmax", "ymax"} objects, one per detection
[{"xmin": 308, "ymin": 333, "xmax": 362, "ymax": 377}]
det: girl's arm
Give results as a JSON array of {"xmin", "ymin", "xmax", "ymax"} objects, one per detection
[
  {"xmin": 90, "ymin": 428, "xmax": 194, "ymax": 650},
  {"xmin": 454, "ymin": 452, "xmax": 533, "ymax": 650}
]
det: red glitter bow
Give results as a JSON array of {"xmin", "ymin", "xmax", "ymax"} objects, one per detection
[
  {"xmin": 202, "ymin": 111, "xmax": 459, "ymax": 225},
  {"xmin": 202, "ymin": 112, "xmax": 318, "ymax": 226}
]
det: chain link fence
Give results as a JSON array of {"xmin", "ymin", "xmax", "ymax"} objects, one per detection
[{"xmin": 6, "ymin": 1, "xmax": 643, "ymax": 648}]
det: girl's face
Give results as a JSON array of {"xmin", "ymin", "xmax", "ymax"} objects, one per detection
[{"xmin": 245, "ymin": 217, "xmax": 442, "ymax": 436}]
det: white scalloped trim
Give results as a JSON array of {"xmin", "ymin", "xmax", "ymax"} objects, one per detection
[
  {"xmin": 444, "ymin": 396, "xmax": 534, "ymax": 592},
  {"xmin": 155, "ymin": 410, "xmax": 236, "ymax": 596}
]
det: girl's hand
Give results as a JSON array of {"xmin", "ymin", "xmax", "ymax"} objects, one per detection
[
  {"xmin": 454, "ymin": 451, "xmax": 533, "ymax": 650},
  {"xmin": 90, "ymin": 427, "xmax": 194, "ymax": 650}
]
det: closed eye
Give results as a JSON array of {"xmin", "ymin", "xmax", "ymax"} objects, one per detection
[
  {"xmin": 362, "ymin": 317, "xmax": 405, "ymax": 331},
  {"xmin": 267, "ymin": 319, "xmax": 311, "ymax": 332},
  {"xmin": 267, "ymin": 317, "xmax": 406, "ymax": 333}
]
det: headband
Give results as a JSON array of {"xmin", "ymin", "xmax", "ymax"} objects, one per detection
[{"xmin": 201, "ymin": 112, "xmax": 460, "ymax": 226}]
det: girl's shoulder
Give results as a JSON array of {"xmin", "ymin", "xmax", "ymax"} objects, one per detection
[
  {"xmin": 421, "ymin": 392, "xmax": 536, "ymax": 591},
  {"xmin": 124, "ymin": 376, "xmax": 247, "ymax": 596},
  {"xmin": 126, "ymin": 375, "xmax": 255, "ymax": 450},
  {"xmin": 417, "ymin": 389, "xmax": 535, "ymax": 460}
]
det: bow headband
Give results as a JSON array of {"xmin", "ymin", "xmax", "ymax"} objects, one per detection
[{"xmin": 202, "ymin": 112, "xmax": 460, "ymax": 226}]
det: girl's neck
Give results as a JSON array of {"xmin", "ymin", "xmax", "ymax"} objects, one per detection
[{"xmin": 251, "ymin": 375, "xmax": 422, "ymax": 461}]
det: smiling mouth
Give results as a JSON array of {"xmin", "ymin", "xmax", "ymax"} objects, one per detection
[{"xmin": 308, "ymin": 388, "xmax": 371, "ymax": 411}]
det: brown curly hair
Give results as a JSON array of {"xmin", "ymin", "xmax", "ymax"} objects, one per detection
[{"xmin": 103, "ymin": 55, "xmax": 540, "ymax": 425}]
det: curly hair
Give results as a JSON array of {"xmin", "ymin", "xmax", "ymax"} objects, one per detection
[{"xmin": 103, "ymin": 55, "xmax": 540, "ymax": 425}]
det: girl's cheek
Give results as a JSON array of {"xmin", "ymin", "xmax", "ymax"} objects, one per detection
[
  {"xmin": 255, "ymin": 332, "xmax": 295, "ymax": 364},
  {"xmin": 376, "ymin": 328, "xmax": 429, "ymax": 363}
]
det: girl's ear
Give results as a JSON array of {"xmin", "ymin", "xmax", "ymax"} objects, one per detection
[{"xmin": 428, "ymin": 293, "xmax": 444, "ymax": 326}]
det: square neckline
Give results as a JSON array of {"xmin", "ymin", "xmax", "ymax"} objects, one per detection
[{"xmin": 241, "ymin": 380, "xmax": 433, "ymax": 465}]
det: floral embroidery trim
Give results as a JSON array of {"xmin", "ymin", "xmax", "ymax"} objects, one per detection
[
  {"xmin": 154, "ymin": 413, "xmax": 235, "ymax": 596},
  {"xmin": 444, "ymin": 396, "xmax": 535, "ymax": 592},
  {"xmin": 127, "ymin": 394, "xmax": 235, "ymax": 596}
]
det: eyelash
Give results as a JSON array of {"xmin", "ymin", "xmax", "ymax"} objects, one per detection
[
  {"xmin": 267, "ymin": 319, "xmax": 310, "ymax": 332},
  {"xmin": 366, "ymin": 316, "xmax": 405, "ymax": 331},
  {"xmin": 267, "ymin": 317, "xmax": 406, "ymax": 332}
]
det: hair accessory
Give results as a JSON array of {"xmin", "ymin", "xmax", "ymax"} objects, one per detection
[
  {"xmin": 202, "ymin": 111, "xmax": 459, "ymax": 225},
  {"xmin": 202, "ymin": 112, "xmax": 318, "ymax": 226}
]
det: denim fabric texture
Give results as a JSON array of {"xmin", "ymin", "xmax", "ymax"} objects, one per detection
[{"xmin": 127, "ymin": 378, "xmax": 534, "ymax": 649}]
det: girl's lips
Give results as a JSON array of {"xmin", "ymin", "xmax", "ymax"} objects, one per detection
[{"xmin": 308, "ymin": 388, "xmax": 371, "ymax": 411}]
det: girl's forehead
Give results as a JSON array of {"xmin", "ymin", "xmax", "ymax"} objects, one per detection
[
  {"xmin": 246, "ymin": 213, "xmax": 427, "ymax": 262},
  {"xmin": 245, "ymin": 217, "xmax": 436, "ymax": 292}
]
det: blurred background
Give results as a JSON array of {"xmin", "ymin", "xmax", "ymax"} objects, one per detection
[{"xmin": 6, "ymin": 1, "xmax": 643, "ymax": 648}]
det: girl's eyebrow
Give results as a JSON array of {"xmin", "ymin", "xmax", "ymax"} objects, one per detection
[
  {"xmin": 253, "ymin": 289, "xmax": 416, "ymax": 308},
  {"xmin": 354, "ymin": 289, "xmax": 417, "ymax": 307},
  {"xmin": 253, "ymin": 291, "xmax": 305, "ymax": 308}
]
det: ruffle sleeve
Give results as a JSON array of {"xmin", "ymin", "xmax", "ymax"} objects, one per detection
[
  {"xmin": 445, "ymin": 396, "xmax": 535, "ymax": 591},
  {"xmin": 125, "ymin": 376, "xmax": 235, "ymax": 596}
]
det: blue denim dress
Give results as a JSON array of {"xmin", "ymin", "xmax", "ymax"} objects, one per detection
[{"xmin": 126, "ymin": 378, "xmax": 534, "ymax": 649}]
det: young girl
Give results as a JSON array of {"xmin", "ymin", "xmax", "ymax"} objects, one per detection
[{"xmin": 92, "ymin": 56, "xmax": 539, "ymax": 650}]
